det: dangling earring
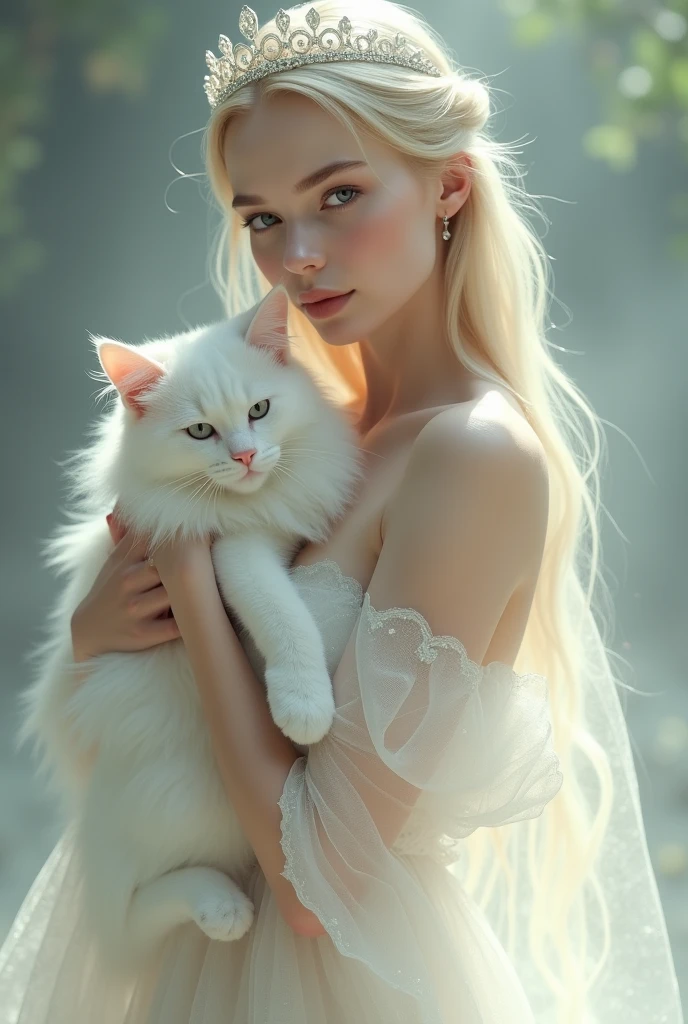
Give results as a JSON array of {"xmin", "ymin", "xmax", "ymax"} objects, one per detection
[{"xmin": 442, "ymin": 213, "xmax": 451, "ymax": 241}]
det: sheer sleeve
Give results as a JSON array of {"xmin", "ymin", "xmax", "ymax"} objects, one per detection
[{"xmin": 277, "ymin": 589, "xmax": 563, "ymax": 1017}]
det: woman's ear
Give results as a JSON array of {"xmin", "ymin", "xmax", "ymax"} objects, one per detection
[{"xmin": 437, "ymin": 152, "xmax": 473, "ymax": 218}]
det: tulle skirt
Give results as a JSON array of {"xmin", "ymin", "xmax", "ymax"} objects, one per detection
[{"xmin": 0, "ymin": 828, "xmax": 537, "ymax": 1024}]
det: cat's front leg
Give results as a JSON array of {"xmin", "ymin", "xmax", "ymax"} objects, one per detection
[
  {"xmin": 211, "ymin": 535, "xmax": 335, "ymax": 744},
  {"xmin": 262, "ymin": 657, "xmax": 336, "ymax": 746}
]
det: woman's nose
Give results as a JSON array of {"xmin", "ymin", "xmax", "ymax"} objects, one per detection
[{"xmin": 282, "ymin": 227, "xmax": 326, "ymax": 276}]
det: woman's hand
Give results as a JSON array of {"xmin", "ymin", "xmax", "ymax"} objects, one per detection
[{"xmin": 70, "ymin": 507, "xmax": 183, "ymax": 662}]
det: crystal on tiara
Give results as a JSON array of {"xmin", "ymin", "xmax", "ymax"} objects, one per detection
[{"xmin": 203, "ymin": 5, "xmax": 442, "ymax": 109}]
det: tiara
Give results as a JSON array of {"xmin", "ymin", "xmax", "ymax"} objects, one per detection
[{"xmin": 203, "ymin": 5, "xmax": 442, "ymax": 109}]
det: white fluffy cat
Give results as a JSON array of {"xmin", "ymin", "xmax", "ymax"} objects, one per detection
[{"xmin": 19, "ymin": 283, "xmax": 363, "ymax": 973}]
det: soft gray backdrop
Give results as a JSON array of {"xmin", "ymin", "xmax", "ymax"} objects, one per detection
[{"xmin": 2, "ymin": 0, "xmax": 686, "ymax": 1008}]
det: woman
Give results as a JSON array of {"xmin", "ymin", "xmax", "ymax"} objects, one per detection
[{"xmin": 0, "ymin": 1, "xmax": 682, "ymax": 1021}]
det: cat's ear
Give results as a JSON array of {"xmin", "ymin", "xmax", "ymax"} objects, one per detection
[
  {"xmin": 244, "ymin": 283, "xmax": 290, "ymax": 366},
  {"xmin": 95, "ymin": 339, "xmax": 165, "ymax": 419}
]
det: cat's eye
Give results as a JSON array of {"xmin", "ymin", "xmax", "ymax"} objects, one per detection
[
  {"xmin": 249, "ymin": 399, "xmax": 270, "ymax": 420},
  {"xmin": 186, "ymin": 422, "xmax": 216, "ymax": 440}
]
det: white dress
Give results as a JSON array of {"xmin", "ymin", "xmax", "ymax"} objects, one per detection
[{"xmin": 0, "ymin": 558, "xmax": 571, "ymax": 1023}]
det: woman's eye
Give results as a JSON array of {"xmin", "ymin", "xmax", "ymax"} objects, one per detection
[
  {"xmin": 323, "ymin": 187, "xmax": 361, "ymax": 212},
  {"xmin": 243, "ymin": 212, "xmax": 279, "ymax": 233},
  {"xmin": 241, "ymin": 187, "xmax": 362, "ymax": 234},
  {"xmin": 248, "ymin": 399, "xmax": 270, "ymax": 420},
  {"xmin": 186, "ymin": 422, "xmax": 215, "ymax": 440}
]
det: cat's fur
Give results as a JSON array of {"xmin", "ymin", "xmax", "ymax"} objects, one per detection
[{"xmin": 19, "ymin": 284, "xmax": 363, "ymax": 974}]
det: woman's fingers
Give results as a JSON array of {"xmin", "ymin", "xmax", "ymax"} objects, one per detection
[
  {"xmin": 107, "ymin": 503, "xmax": 147, "ymax": 556},
  {"xmin": 106, "ymin": 517, "xmax": 122, "ymax": 545},
  {"xmin": 106, "ymin": 507, "xmax": 127, "ymax": 545},
  {"xmin": 105, "ymin": 509, "xmax": 161, "ymax": 600},
  {"xmin": 107, "ymin": 519, "xmax": 149, "ymax": 565},
  {"xmin": 131, "ymin": 584, "xmax": 174, "ymax": 620},
  {"xmin": 150, "ymin": 615, "xmax": 181, "ymax": 646}
]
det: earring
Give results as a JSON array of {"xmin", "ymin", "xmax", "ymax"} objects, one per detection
[{"xmin": 442, "ymin": 213, "xmax": 451, "ymax": 241}]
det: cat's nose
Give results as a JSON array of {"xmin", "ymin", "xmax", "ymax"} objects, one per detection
[{"xmin": 231, "ymin": 448, "xmax": 257, "ymax": 467}]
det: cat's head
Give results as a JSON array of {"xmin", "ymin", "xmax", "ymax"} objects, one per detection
[{"xmin": 88, "ymin": 284, "xmax": 362, "ymax": 544}]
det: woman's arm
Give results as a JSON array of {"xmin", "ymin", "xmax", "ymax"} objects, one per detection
[{"xmin": 156, "ymin": 544, "xmax": 327, "ymax": 937}]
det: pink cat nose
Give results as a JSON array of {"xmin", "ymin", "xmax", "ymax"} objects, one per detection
[{"xmin": 231, "ymin": 448, "xmax": 257, "ymax": 467}]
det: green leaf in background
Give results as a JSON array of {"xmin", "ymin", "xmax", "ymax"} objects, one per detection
[
  {"xmin": 513, "ymin": 10, "xmax": 557, "ymax": 46},
  {"xmin": 671, "ymin": 58, "xmax": 688, "ymax": 106},
  {"xmin": 504, "ymin": 0, "xmax": 688, "ymax": 261},
  {"xmin": 632, "ymin": 27, "xmax": 669, "ymax": 79},
  {"xmin": 83, "ymin": 7, "xmax": 166, "ymax": 98},
  {"xmin": 0, "ymin": 204, "xmax": 23, "ymax": 238},
  {"xmin": 6, "ymin": 137, "xmax": 42, "ymax": 172},
  {"xmin": 583, "ymin": 123, "xmax": 637, "ymax": 170},
  {"xmin": 668, "ymin": 230, "xmax": 688, "ymax": 260}
]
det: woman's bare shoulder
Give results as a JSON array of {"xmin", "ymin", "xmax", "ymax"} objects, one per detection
[
  {"xmin": 415, "ymin": 387, "xmax": 547, "ymax": 475},
  {"xmin": 373, "ymin": 395, "xmax": 549, "ymax": 636},
  {"xmin": 398, "ymin": 392, "xmax": 550, "ymax": 572},
  {"xmin": 376, "ymin": 385, "xmax": 548, "ymax": 559}
]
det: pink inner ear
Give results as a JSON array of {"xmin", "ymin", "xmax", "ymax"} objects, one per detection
[
  {"xmin": 245, "ymin": 286, "xmax": 290, "ymax": 365},
  {"xmin": 99, "ymin": 342, "xmax": 165, "ymax": 418}
]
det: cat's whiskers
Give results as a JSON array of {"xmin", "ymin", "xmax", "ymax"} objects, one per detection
[
  {"xmin": 270, "ymin": 463, "xmax": 300, "ymax": 488},
  {"xmin": 277, "ymin": 452, "xmax": 365, "ymax": 487},
  {"xmin": 202, "ymin": 478, "xmax": 226, "ymax": 521},
  {"xmin": 280, "ymin": 445, "xmax": 369, "ymax": 465},
  {"xmin": 270, "ymin": 463, "xmax": 323, "ymax": 507},
  {"xmin": 211, "ymin": 479, "xmax": 223, "ymax": 523},
  {"xmin": 183, "ymin": 476, "xmax": 219, "ymax": 518},
  {"xmin": 168, "ymin": 476, "xmax": 212, "ymax": 523},
  {"xmin": 278, "ymin": 452, "xmax": 360, "ymax": 477},
  {"xmin": 355, "ymin": 447, "xmax": 387, "ymax": 460},
  {"xmin": 288, "ymin": 442, "xmax": 386, "ymax": 459},
  {"xmin": 155, "ymin": 471, "xmax": 209, "ymax": 497},
  {"xmin": 282, "ymin": 445, "xmax": 386, "ymax": 471},
  {"xmin": 277, "ymin": 456, "xmax": 343, "ymax": 482},
  {"xmin": 130, "ymin": 474, "xmax": 209, "ymax": 530},
  {"xmin": 173, "ymin": 479, "xmax": 218, "ymax": 528},
  {"xmin": 144, "ymin": 472, "xmax": 211, "ymax": 521}
]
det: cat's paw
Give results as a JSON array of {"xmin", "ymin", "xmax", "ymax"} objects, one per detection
[
  {"xmin": 265, "ymin": 664, "xmax": 336, "ymax": 745},
  {"xmin": 193, "ymin": 889, "xmax": 255, "ymax": 943}
]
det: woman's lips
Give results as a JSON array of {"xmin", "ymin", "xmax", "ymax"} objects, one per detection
[{"xmin": 302, "ymin": 290, "xmax": 354, "ymax": 319}]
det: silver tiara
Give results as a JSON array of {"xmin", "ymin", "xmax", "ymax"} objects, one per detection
[{"xmin": 204, "ymin": 5, "xmax": 442, "ymax": 109}]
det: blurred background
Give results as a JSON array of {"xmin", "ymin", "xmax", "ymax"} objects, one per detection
[{"xmin": 1, "ymin": 0, "xmax": 687, "ymax": 1007}]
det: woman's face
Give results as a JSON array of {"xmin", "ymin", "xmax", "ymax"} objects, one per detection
[{"xmin": 222, "ymin": 92, "xmax": 443, "ymax": 346}]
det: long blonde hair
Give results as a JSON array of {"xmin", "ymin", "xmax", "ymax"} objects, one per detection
[{"xmin": 201, "ymin": 2, "xmax": 622, "ymax": 1018}]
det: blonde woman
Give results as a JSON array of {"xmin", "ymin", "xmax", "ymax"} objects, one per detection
[{"xmin": 0, "ymin": 1, "xmax": 682, "ymax": 1022}]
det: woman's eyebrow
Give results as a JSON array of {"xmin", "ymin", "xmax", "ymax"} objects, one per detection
[{"xmin": 231, "ymin": 160, "xmax": 368, "ymax": 208}]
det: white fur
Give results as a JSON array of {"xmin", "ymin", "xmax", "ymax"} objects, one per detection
[{"xmin": 19, "ymin": 285, "xmax": 362, "ymax": 974}]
